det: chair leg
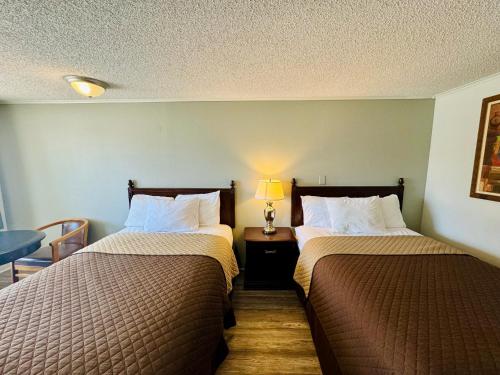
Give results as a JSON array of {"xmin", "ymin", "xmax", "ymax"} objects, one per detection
[{"xmin": 11, "ymin": 262, "xmax": 18, "ymax": 283}]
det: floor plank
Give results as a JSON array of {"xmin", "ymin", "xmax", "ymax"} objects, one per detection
[
  {"xmin": 0, "ymin": 269, "xmax": 11, "ymax": 289},
  {"xmin": 217, "ymin": 277, "xmax": 322, "ymax": 374}
]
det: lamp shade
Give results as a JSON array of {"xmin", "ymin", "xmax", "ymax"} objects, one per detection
[{"xmin": 255, "ymin": 179, "xmax": 284, "ymax": 201}]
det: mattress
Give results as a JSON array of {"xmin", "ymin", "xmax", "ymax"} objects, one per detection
[
  {"xmin": 0, "ymin": 232, "xmax": 238, "ymax": 374},
  {"xmin": 296, "ymin": 235, "xmax": 500, "ymax": 374}
]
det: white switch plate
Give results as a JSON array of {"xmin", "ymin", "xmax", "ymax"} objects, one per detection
[{"xmin": 319, "ymin": 175, "xmax": 326, "ymax": 185}]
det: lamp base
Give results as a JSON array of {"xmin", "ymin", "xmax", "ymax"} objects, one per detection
[
  {"xmin": 263, "ymin": 225, "xmax": 277, "ymax": 235},
  {"xmin": 263, "ymin": 201, "xmax": 277, "ymax": 235}
]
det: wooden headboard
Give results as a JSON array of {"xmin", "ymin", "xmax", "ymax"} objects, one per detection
[
  {"xmin": 128, "ymin": 180, "xmax": 236, "ymax": 228},
  {"xmin": 291, "ymin": 178, "xmax": 405, "ymax": 227}
]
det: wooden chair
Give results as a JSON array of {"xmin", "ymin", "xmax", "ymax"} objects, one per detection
[{"xmin": 12, "ymin": 219, "xmax": 89, "ymax": 282}]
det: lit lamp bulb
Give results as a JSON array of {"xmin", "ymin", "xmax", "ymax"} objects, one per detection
[{"xmin": 64, "ymin": 75, "xmax": 108, "ymax": 98}]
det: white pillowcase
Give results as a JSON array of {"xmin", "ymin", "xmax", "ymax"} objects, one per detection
[
  {"xmin": 326, "ymin": 196, "xmax": 386, "ymax": 234},
  {"xmin": 380, "ymin": 194, "xmax": 406, "ymax": 228},
  {"xmin": 144, "ymin": 198, "xmax": 200, "ymax": 232},
  {"xmin": 176, "ymin": 191, "xmax": 220, "ymax": 226},
  {"xmin": 301, "ymin": 196, "xmax": 330, "ymax": 228},
  {"xmin": 124, "ymin": 195, "xmax": 174, "ymax": 228}
]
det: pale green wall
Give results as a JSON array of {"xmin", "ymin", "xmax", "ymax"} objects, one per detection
[{"xmin": 0, "ymin": 100, "xmax": 434, "ymax": 258}]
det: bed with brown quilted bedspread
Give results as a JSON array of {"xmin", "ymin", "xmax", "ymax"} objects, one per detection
[
  {"xmin": 295, "ymin": 236, "xmax": 500, "ymax": 374},
  {"xmin": 0, "ymin": 232, "xmax": 238, "ymax": 375}
]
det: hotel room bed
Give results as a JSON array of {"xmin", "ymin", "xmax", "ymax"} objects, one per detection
[
  {"xmin": 0, "ymin": 181, "xmax": 239, "ymax": 375},
  {"xmin": 291, "ymin": 178, "xmax": 500, "ymax": 375}
]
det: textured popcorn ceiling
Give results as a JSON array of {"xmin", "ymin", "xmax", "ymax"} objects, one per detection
[{"xmin": 1, "ymin": 0, "xmax": 499, "ymax": 102}]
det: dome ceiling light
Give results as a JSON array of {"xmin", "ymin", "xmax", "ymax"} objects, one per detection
[{"xmin": 63, "ymin": 75, "xmax": 108, "ymax": 98}]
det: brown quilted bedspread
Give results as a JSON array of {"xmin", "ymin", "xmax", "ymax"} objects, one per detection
[
  {"xmin": 0, "ymin": 252, "xmax": 230, "ymax": 374},
  {"xmin": 308, "ymin": 253, "xmax": 500, "ymax": 374}
]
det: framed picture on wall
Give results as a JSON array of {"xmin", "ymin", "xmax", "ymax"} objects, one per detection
[{"xmin": 470, "ymin": 93, "xmax": 500, "ymax": 202}]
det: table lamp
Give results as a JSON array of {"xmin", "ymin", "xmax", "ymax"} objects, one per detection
[{"xmin": 255, "ymin": 179, "xmax": 284, "ymax": 234}]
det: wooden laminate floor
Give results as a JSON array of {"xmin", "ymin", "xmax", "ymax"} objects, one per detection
[
  {"xmin": 0, "ymin": 270, "xmax": 322, "ymax": 374},
  {"xmin": 0, "ymin": 269, "xmax": 11, "ymax": 289},
  {"xmin": 217, "ymin": 277, "xmax": 322, "ymax": 375}
]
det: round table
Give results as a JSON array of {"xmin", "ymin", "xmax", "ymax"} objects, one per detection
[{"xmin": 0, "ymin": 230, "xmax": 46, "ymax": 266}]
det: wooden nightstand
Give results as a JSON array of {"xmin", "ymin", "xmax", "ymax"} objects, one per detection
[{"xmin": 244, "ymin": 227, "xmax": 299, "ymax": 290}]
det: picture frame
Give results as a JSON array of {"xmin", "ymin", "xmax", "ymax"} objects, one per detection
[{"xmin": 470, "ymin": 93, "xmax": 500, "ymax": 202}]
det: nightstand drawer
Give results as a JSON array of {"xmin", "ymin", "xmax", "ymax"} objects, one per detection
[{"xmin": 245, "ymin": 243, "xmax": 297, "ymax": 265}]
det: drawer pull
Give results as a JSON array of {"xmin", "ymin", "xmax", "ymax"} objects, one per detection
[{"xmin": 264, "ymin": 249, "xmax": 277, "ymax": 255}]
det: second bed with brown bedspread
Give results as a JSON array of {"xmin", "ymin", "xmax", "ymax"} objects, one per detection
[{"xmin": 296, "ymin": 236, "xmax": 500, "ymax": 374}]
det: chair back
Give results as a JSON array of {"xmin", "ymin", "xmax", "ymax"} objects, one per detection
[
  {"xmin": 61, "ymin": 221, "xmax": 86, "ymax": 246},
  {"xmin": 57, "ymin": 219, "xmax": 89, "ymax": 259}
]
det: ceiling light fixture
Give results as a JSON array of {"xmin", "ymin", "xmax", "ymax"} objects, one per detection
[{"xmin": 63, "ymin": 75, "xmax": 108, "ymax": 98}]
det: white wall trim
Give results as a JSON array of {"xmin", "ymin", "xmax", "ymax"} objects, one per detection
[
  {"xmin": 0, "ymin": 96, "xmax": 432, "ymax": 105},
  {"xmin": 0, "ymin": 183, "xmax": 6, "ymax": 231},
  {"xmin": 435, "ymin": 72, "xmax": 500, "ymax": 98}
]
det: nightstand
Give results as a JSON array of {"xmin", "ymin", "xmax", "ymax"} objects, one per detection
[{"xmin": 244, "ymin": 227, "xmax": 299, "ymax": 290}]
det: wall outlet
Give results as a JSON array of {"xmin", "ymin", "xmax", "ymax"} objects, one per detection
[{"xmin": 319, "ymin": 175, "xmax": 326, "ymax": 185}]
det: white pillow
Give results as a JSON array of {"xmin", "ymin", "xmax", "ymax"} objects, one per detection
[
  {"xmin": 124, "ymin": 195, "xmax": 174, "ymax": 227},
  {"xmin": 176, "ymin": 191, "xmax": 220, "ymax": 226},
  {"xmin": 380, "ymin": 194, "xmax": 406, "ymax": 228},
  {"xmin": 301, "ymin": 196, "xmax": 333, "ymax": 228},
  {"xmin": 144, "ymin": 198, "xmax": 200, "ymax": 232},
  {"xmin": 326, "ymin": 196, "xmax": 386, "ymax": 234}
]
